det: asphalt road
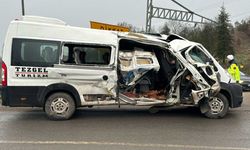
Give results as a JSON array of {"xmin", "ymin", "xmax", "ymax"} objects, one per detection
[{"xmin": 0, "ymin": 93, "xmax": 250, "ymax": 150}]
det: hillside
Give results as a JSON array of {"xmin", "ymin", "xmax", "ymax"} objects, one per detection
[{"xmin": 234, "ymin": 29, "xmax": 250, "ymax": 74}]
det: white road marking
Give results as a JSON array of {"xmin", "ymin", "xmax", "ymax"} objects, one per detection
[{"xmin": 0, "ymin": 140, "xmax": 249, "ymax": 150}]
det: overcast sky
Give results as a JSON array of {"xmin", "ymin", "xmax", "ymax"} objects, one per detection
[{"xmin": 1, "ymin": 0, "xmax": 250, "ymax": 47}]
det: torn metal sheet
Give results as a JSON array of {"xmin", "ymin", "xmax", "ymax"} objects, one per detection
[{"xmin": 119, "ymin": 50, "xmax": 160, "ymax": 86}]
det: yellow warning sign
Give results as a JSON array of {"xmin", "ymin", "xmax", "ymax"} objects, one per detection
[{"xmin": 90, "ymin": 21, "xmax": 129, "ymax": 32}]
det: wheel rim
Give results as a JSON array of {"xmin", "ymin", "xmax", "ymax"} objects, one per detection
[
  {"xmin": 50, "ymin": 98, "xmax": 69, "ymax": 114},
  {"xmin": 209, "ymin": 97, "xmax": 224, "ymax": 115}
]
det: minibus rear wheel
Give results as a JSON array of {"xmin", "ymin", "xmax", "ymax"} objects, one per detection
[{"xmin": 45, "ymin": 92, "xmax": 76, "ymax": 120}]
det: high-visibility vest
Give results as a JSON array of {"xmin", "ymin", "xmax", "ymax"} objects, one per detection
[{"xmin": 228, "ymin": 63, "xmax": 240, "ymax": 82}]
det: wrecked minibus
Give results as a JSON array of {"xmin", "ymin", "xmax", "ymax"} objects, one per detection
[{"xmin": 1, "ymin": 16, "xmax": 243, "ymax": 120}]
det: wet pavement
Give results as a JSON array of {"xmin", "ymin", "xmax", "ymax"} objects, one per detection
[{"xmin": 0, "ymin": 93, "xmax": 250, "ymax": 150}]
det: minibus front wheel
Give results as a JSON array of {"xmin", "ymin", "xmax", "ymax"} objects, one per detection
[{"xmin": 201, "ymin": 93, "xmax": 229, "ymax": 119}]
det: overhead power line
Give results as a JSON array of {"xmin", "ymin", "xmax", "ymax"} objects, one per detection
[
  {"xmin": 146, "ymin": 0, "xmax": 217, "ymax": 32},
  {"xmin": 171, "ymin": 0, "xmax": 193, "ymax": 13}
]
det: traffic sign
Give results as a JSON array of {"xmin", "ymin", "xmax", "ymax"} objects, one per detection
[{"xmin": 90, "ymin": 21, "xmax": 129, "ymax": 32}]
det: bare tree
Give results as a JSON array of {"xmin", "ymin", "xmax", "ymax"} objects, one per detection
[{"xmin": 117, "ymin": 22, "xmax": 140, "ymax": 32}]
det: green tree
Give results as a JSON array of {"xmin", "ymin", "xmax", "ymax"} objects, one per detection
[
  {"xmin": 198, "ymin": 24, "xmax": 217, "ymax": 55},
  {"xmin": 215, "ymin": 6, "xmax": 234, "ymax": 64},
  {"xmin": 178, "ymin": 24, "xmax": 217, "ymax": 55}
]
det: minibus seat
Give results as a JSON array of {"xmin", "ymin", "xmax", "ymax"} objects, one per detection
[
  {"xmin": 74, "ymin": 49, "xmax": 86, "ymax": 64},
  {"xmin": 42, "ymin": 47, "xmax": 54, "ymax": 62}
]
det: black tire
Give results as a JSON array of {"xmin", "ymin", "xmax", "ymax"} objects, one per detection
[
  {"xmin": 45, "ymin": 92, "xmax": 76, "ymax": 120},
  {"xmin": 203, "ymin": 93, "xmax": 229, "ymax": 119}
]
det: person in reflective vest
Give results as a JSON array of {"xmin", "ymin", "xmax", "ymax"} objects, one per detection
[{"xmin": 226, "ymin": 54, "xmax": 240, "ymax": 83}]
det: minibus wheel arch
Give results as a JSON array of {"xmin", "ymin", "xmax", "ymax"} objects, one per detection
[{"xmin": 38, "ymin": 83, "xmax": 81, "ymax": 108}]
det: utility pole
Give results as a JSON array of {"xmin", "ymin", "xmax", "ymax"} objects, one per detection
[
  {"xmin": 21, "ymin": 0, "xmax": 25, "ymax": 16},
  {"xmin": 146, "ymin": 0, "xmax": 153, "ymax": 33}
]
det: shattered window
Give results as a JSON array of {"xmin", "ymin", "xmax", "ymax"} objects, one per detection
[{"xmin": 189, "ymin": 46, "xmax": 210, "ymax": 64}]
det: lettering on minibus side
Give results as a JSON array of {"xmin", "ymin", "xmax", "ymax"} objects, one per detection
[{"xmin": 15, "ymin": 67, "xmax": 48, "ymax": 78}]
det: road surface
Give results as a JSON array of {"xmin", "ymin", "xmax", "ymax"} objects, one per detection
[{"xmin": 0, "ymin": 93, "xmax": 250, "ymax": 150}]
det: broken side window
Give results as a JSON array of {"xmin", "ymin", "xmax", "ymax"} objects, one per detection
[{"xmin": 189, "ymin": 46, "xmax": 210, "ymax": 64}]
